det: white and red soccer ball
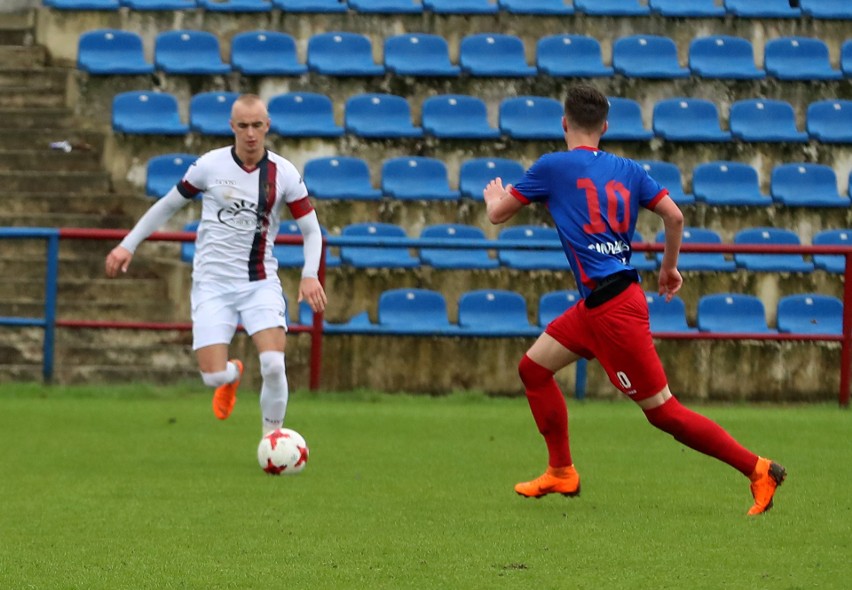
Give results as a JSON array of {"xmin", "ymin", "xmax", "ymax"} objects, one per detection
[{"xmin": 257, "ymin": 428, "xmax": 309, "ymax": 475}]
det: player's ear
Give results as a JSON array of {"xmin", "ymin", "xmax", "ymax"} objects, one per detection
[
  {"xmin": 601, "ymin": 120, "xmax": 608, "ymax": 136},
  {"xmin": 562, "ymin": 116, "xmax": 568, "ymax": 133}
]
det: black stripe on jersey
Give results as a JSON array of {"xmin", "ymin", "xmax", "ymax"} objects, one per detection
[
  {"xmin": 177, "ymin": 180, "xmax": 201, "ymax": 199},
  {"xmin": 248, "ymin": 159, "xmax": 278, "ymax": 281}
]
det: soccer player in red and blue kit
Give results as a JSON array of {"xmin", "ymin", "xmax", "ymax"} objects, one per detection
[{"xmin": 483, "ymin": 85, "xmax": 785, "ymax": 515}]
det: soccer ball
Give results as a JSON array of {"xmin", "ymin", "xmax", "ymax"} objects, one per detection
[{"xmin": 257, "ymin": 428, "xmax": 309, "ymax": 475}]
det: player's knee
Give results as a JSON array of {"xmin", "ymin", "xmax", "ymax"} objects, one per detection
[
  {"xmin": 259, "ymin": 351, "xmax": 286, "ymax": 381},
  {"xmin": 200, "ymin": 370, "xmax": 231, "ymax": 388},
  {"xmin": 518, "ymin": 354, "xmax": 554, "ymax": 388},
  {"xmin": 643, "ymin": 397, "xmax": 687, "ymax": 436}
]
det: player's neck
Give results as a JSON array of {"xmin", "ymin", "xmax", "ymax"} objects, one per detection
[
  {"xmin": 566, "ymin": 133, "xmax": 600, "ymax": 151},
  {"xmin": 235, "ymin": 147, "xmax": 265, "ymax": 170}
]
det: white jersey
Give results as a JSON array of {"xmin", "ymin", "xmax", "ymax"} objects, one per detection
[{"xmin": 177, "ymin": 146, "xmax": 312, "ymax": 285}]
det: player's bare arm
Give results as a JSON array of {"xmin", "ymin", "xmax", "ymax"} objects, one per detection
[
  {"xmin": 652, "ymin": 195, "xmax": 684, "ymax": 301},
  {"xmin": 484, "ymin": 177, "xmax": 524, "ymax": 224}
]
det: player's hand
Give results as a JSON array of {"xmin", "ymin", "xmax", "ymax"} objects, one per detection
[
  {"xmin": 657, "ymin": 266, "xmax": 683, "ymax": 302},
  {"xmin": 105, "ymin": 246, "xmax": 133, "ymax": 278},
  {"xmin": 482, "ymin": 177, "xmax": 506, "ymax": 204},
  {"xmin": 298, "ymin": 277, "xmax": 327, "ymax": 313}
]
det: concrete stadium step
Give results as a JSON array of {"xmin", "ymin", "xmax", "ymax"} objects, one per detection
[
  {"xmin": 0, "ymin": 148, "xmax": 101, "ymax": 172},
  {"xmin": 0, "ymin": 191, "xmax": 151, "ymax": 216},
  {"xmin": 0, "ymin": 46, "xmax": 47, "ymax": 69},
  {"xmin": 0, "ymin": 68, "xmax": 68, "ymax": 90},
  {"xmin": 0, "ymin": 170, "xmax": 110, "ymax": 193},
  {"xmin": 0, "ymin": 253, "xmax": 182, "ymax": 280},
  {"xmin": 0, "ymin": 128, "xmax": 104, "ymax": 151},
  {"xmin": 0, "ymin": 298, "xmax": 182, "ymax": 322},
  {"xmin": 0, "ymin": 211, "xmax": 142, "ymax": 228},
  {"xmin": 0, "ymin": 277, "xmax": 168, "ymax": 302},
  {"xmin": 0, "ymin": 108, "xmax": 76, "ymax": 129},
  {"xmin": 0, "ymin": 12, "xmax": 34, "ymax": 47},
  {"xmin": 0, "ymin": 86, "xmax": 65, "ymax": 108}
]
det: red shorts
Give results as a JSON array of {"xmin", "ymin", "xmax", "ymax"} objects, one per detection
[{"xmin": 545, "ymin": 282, "xmax": 668, "ymax": 401}]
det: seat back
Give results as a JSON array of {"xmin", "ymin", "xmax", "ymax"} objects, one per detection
[
  {"xmin": 303, "ymin": 156, "xmax": 380, "ymax": 200},
  {"xmin": 459, "ymin": 33, "xmax": 535, "ymax": 76},
  {"xmin": 653, "ymin": 98, "xmax": 729, "ymax": 141},
  {"xmin": 777, "ymin": 294, "xmax": 842, "ymax": 335},
  {"xmin": 378, "ymin": 289, "xmax": 451, "ymax": 330},
  {"xmin": 605, "ymin": 97, "xmax": 653, "ymax": 141},
  {"xmin": 813, "ymin": 229, "xmax": 851, "ymax": 274},
  {"xmin": 146, "ymin": 153, "xmax": 197, "ymax": 198},
  {"xmin": 733, "ymin": 227, "xmax": 813, "ymax": 273},
  {"xmin": 459, "ymin": 157, "xmax": 525, "ymax": 200},
  {"xmin": 764, "ymin": 36, "xmax": 840, "ymax": 79},
  {"xmin": 268, "ymin": 92, "xmax": 342, "ymax": 137},
  {"xmin": 500, "ymin": 0, "xmax": 573, "ymax": 15},
  {"xmin": 649, "ymin": 0, "xmax": 725, "ymax": 16},
  {"xmin": 645, "ymin": 292, "xmax": 694, "ymax": 332},
  {"xmin": 729, "ymin": 99, "xmax": 806, "ymax": 142},
  {"xmin": 654, "ymin": 226, "xmax": 734, "ymax": 271},
  {"xmin": 770, "ymin": 163, "xmax": 842, "ymax": 207},
  {"xmin": 230, "ymin": 31, "xmax": 305, "ymax": 75},
  {"xmin": 688, "ymin": 35, "xmax": 763, "ymax": 79},
  {"xmin": 307, "ymin": 32, "xmax": 384, "ymax": 75},
  {"xmin": 78, "ymin": 29, "xmax": 152, "ymax": 74},
  {"xmin": 381, "ymin": 157, "xmax": 457, "ymax": 200},
  {"xmin": 499, "ymin": 96, "xmax": 564, "ymax": 140},
  {"xmin": 339, "ymin": 223, "xmax": 418, "ymax": 268},
  {"xmin": 458, "ymin": 290, "xmax": 531, "ymax": 331},
  {"xmin": 724, "ymin": 0, "xmax": 800, "ymax": 17},
  {"xmin": 273, "ymin": 0, "xmax": 348, "ymax": 11},
  {"xmin": 536, "ymin": 34, "xmax": 611, "ymax": 77},
  {"xmin": 612, "ymin": 34, "xmax": 688, "ymax": 78},
  {"xmin": 421, "ymin": 94, "xmax": 496, "ymax": 138},
  {"xmin": 697, "ymin": 293, "xmax": 772, "ymax": 333},
  {"xmin": 345, "ymin": 93, "xmax": 421, "ymax": 138},
  {"xmin": 575, "ymin": 0, "xmax": 649, "ymax": 15},
  {"xmin": 112, "ymin": 91, "xmax": 187, "ymax": 135},
  {"xmin": 692, "ymin": 161, "xmax": 765, "ymax": 205},
  {"xmin": 806, "ymin": 100, "xmax": 852, "ymax": 143},
  {"xmin": 189, "ymin": 92, "xmax": 239, "ymax": 135},
  {"xmin": 423, "ymin": 0, "xmax": 498, "ymax": 14},
  {"xmin": 384, "ymin": 33, "xmax": 457, "ymax": 75},
  {"xmin": 637, "ymin": 160, "xmax": 692, "ymax": 204},
  {"xmin": 497, "ymin": 225, "xmax": 568, "ymax": 270},
  {"xmin": 350, "ymin": 0, "xmax": 424, "ymax": 13},
  {"xmin": 154, "ymin": 30, "xmax": 228, "ymax": 74},
  {"xmin": 419, "ymin": 224, "xmax": 497, "ymax": 269},
  {"xmin": 538, "ymin": 290, "xmax": 580, "ymax": 326}
]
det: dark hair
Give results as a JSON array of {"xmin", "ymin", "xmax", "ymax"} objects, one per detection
[{"xmin": 563, "ymin": 85, "xmax": 609, "ymax": 132}]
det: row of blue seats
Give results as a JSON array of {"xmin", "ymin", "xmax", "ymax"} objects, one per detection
[
  {"xmin": 179, "ymin": 221, "xmax": 850, "ymax": 274},
  {"xmin": 80, "ymin": 29, "xmax": 852, "ymax": 81},
  {"xmin": 148, "ymin": 153, "xmax": 852, "ymax": 209},
  {"xmin": 115, "ymin": 90, "xmax": 852, "ymax": 146},
  {"xmin": 45, "ymin": 0, "xmax": 852, "ymax": 19},
  {"xmin": 305, "ymin": 288, "xmax": 843, "ymax": 337}
]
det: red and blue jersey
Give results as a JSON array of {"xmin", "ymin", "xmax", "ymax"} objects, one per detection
[{"xmin": 510, "ymin": 146, "xmax": 668, "ymax": 298}]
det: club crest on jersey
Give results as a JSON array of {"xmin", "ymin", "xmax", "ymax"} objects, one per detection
[{"xmin": 217, "ymin": 200, "xmax": 266, "ymax": 232}]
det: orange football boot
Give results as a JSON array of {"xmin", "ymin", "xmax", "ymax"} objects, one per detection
[
  {"xmin": 747, "ymin": 457, "xmax": 786, "ymax": 515},
  {"xmin": 515, "ymin": 465, "xmax": 581, "ymax": 498},
  {"xmin": 212, "ymin": 359, "xmax": 243, "ymax": 420}
]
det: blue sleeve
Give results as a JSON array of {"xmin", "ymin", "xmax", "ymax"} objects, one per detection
[{"xmin": 512, "ymin": 155, "xmax": 552, "ymax": 203}]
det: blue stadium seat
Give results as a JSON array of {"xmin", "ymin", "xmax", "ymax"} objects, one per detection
[
  {"xmin": 497, "ymin": 225, "xmax": 569, "ymax": 270},
  {"xmin": 146, "ymin": 153, "xmax": 197, "ymax": 198},
  {"xmin": 697, "ymin": 293, "xmax": 775, "ymax": 334},
  {"xmin": 771, "ymin": 163, "xmax": 849, "ymax": 208},
  {"xmin": 653, "ymin": 98, "xmax": 730, "ymax": 142},
  {"xmin": 303, "ymin": 156, "xmax": 382, "ymax": 200},
  {"xmin": 77, "ymin": 30, "xmax": 154, "ymax": 74},
  {"xmin": 198, "ymin": 0, "xmax": 271, "ymax": 11},
  {"xmin": 499, "ymin": 0, "xmax": 573, "ymax": 15},
  {"xmin": 122, "ymin": 0, "xmax": 196, "ymax": 7},
  {"xmin": 268, "ymin": 92, "xmax": 343, "ymax": 138},
  {"xmin": 345, "ymin": 93, "xmax": 422, "ymax": 138},
  {"xmin": 349, "ymin": 0, "xmax": 423, "ymax": 12},
  {"xmin": 457, "ymin": 290, "xmax": 536, "ymax": 336},
  {"xmin": 377, "ymin": 289, "xmax": 455, "ymax": 334},
  {"xmin": 112, "ymin": 91, "xmax": 188, "ymax": 135},
  {"xmin": 423, "ymin": 0, "xmax": 498, "ymax": 14},
  {"xmin": 688, "ymin": 36, "xmax": 765, "ymax": 80},
  {"xmin": 637, "ymin": 160, "xmax": 694, "ymax": 205},
  {"xmin": 691, "ymin": 161, "xmax": 771, "ymax": 207},
  {"xmin": 645, "ymin": 292, "xmax": 696, "ymax": 333},
  {"xmin": 419, "ymin": 224, "xmax": 499, "ymax": 269},
  {"xmin": 764, "ymin": 37, "xmax": 842, "ymax": 80},
  {"xmin": 44, "ymin": 0, "xmax": 119, "ymax": 8},
  {"xmin": 733, "ymin": 227, "xmax": 815, "ymax": 273},
  {"xmin": 806, "ymin": 100, "xmax": 852, "ymax": 144},
  {"xmin": 459, "ymin": 157, "xmax": 525, "ymax": 200},
  {"xmin": 654, "ymin": 227, "xmax": 735, "ymax": 272},
  {"xmin": 729, "ymin": 99, "xmax": 808, "ymax": 143},
  {"xmin": 499, "ymin": 96, "xmax": 564, "ymax": 141},
  {"xmin": 813, "ymin": 229, "xmax": 851, "ymax": 274},
  {"xmin": 631, "ymin": 229, "xmax": 658, "ymax": 272},
  {"xmin": 339, "ymin": 223, "xmax": 419, "ymax": 268},
  {"xmin": 843, "ymin": 40, "xmax": 852, "ymax": 76},
  {"xmin": 801, "ymin": 0, "xmax": 852, "ymax": 18},
  {"xmin": 384, "ymin": 34, "xmax": 459, "ymax": 77},
  {"xmin": 230, "ymin": 31, "xmax": 307, "ymax": 76},
  {"xmin": 272, "ymin": 0, "xmax": 347, "ymax": 12},
  {"xmin": 273, "ymin": 223, "xmax": 339, "ymax": 269},
  {"xmin": 180, "ymin": 220, "xmax": 199, "ymax": 263},
  {"xmin": 189, "ymin": 92, "xmax": 238, "ymax": 136},
  {"xmin": 459, "ymin": 34, "xmax": 536, "ymax": 77},
  {"xmin": 538, "ymin": 290, "xmax": 580, "ymax": 327},
  {"xmin": 613, "ymin": 35, "xmax": 689, "ymax": 79},
  {"xmin": 307, "ymin": 32, "xmax": 384, "ymax": 76},
  {"xmin": 777, "ymin": 294, "xmax": 842, "ymax": 335},
  {"xmin": 381, "ymin": 157, "xmax": 459, "ymax": 201},
  {"xmin": 724, "ymin": 0, "xmax": 800, "ymax": 17},
  {"xmin": 604, "ymin": 98, "xmax": 653, "ymax": 141},
  {"xmin": 574, "ymin": 0, "xmax": 649, "ymax": 15},
  {"xmin": 536, "ymin": 35, "xmax": 612, "ymax": 78},
  {"xmin": 154, "ymin": 30, "xmax": 230, "ymax": 75},
  {"xmin": 649, "ymin": 0, "xmax": 725, "ymax": 17},
  {"xmin": 421, "ymin": 95, "xmax": 499, "ymax": 139}
]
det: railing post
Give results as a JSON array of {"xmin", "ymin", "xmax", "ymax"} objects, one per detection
[
  {"xmin": 840, "ymin": 252, "xmax": 852, "ymax": 408},
  {"xmin": 308, "ymin": 239, "xmax": 327, "ymax": 391},
  {"xmin": 42, "ymin": 232, "xmax": 60, "ymax": 383}
]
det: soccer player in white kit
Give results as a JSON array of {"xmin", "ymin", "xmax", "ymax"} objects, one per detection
[{"xmin": 105, "ymin": 94, "xmax": 327, "ymax": 434}]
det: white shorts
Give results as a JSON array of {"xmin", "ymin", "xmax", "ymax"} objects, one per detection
[{"xmin": 190, "ymin": 279, "xmax": 288, "ymax": 350}]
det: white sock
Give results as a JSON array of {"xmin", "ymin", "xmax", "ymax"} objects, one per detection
[{"xmin": 259, "ymin": 351, "xmax": 288, "ymax": 434}]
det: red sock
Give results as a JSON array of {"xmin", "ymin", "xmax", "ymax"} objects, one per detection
[
  {"xmin": 643, "ymin": 397, "xmax": 759, "ymax": 476},
  {"xmin": 518, "ymin": 355, "xmax": 572, "ymax": 468}
]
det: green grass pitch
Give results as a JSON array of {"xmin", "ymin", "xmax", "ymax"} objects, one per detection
[{"xmin": 1, "ymin": 383, "xmax": 850, "ymax": 589}]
